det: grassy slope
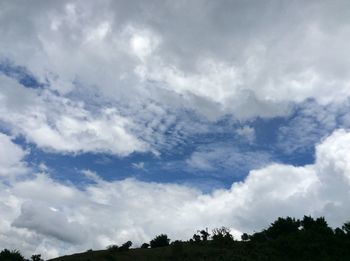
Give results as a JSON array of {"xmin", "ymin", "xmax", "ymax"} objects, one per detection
[
  {"xmin": 48, "ymin": 217, "xmax": 350, "ymax": 261},
  {"xmin": 48, "ymin": 237, "xmax": 350, "ymax": 261},
  {"xmin": 48, "ymin": 243, "xmax": 244, "ymax": 261}
]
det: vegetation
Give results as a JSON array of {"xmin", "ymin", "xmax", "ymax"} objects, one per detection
[
  {"xmin": 0, "ymin": 249, "xmax": 24, "ymax": 261},
  {"xmin": 149, "ymin": 234, "xmax": 170, "ymax": 248},
  {"xmin": 2, "ymin": 216, "xmax": 350, "ymax": 260}
]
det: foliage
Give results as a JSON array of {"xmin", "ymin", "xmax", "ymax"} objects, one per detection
[
  {"xmin": 199, "ymin": 229, "xmax": 210, "ymax": 241},
  {"xmin": 118, "ymin": 241, "xmax": 132, "ymax": 251},
  {"xmin": 241, "ymin": 233, "xmax": 249, "ymax": 241},
  {"xmin": 0, "ymin": 249, "xmax": 24, "ymax": 261},
  {"xmin": 140, "ymin": 243, "xmax": 149, "ymax": 249},
  {"xmin": 106, "ymin": 244, "xmax": 119, "ymax": 252},
  {"xmin": 342, "ymin": 221, "xmax": 350, "ymax": 234},
  {"xmin": 150, "ymin": 234, "xmax": 170, "ymax": 248},
  {"xmin": 265, "ymin": 217, "xmax": 300, "ymax": 239},
  {"xmin": 192, "ymin": 233, "xmax": 201, "ymax": 243},
  {"xmin": 301, "ymin": 216, "xmax": 330, "ymax": 231},
  {"xmin": 31, "ymin": 254, "xmax": 44, "ymax": 261},
  {"xmin": 211, "ymin": 226, "xmax": 234, "ymax": 246}
]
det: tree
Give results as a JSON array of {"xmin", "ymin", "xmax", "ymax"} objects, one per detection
[
  {"xmin": 106, "ymin": 244, "xmax": 119, "ymax": 252},
  {"xmin": 31, "ymin": 254, "xmax": 43, "ymax": 261},
  {"xmin": 301, "ymin": 216, "xmax": 333, "ymax": 234},
  {"xmin": 0, "ymin": 249, "xmax": 24, "ymax": 261},
  {"xmin": 141, "ymin": 243, "xmax": 149, "ymax": 249},
  {"xmin": 118, "ymin": 241, "xmax": 132, "ymax": 251},
  {"xmin": 342, "ymin": 221, "xmax": 350, "ymax": 235},
  {"xmin": 199, "ymin": 229, "xmax": 210, "ymax": 241},
  {"xmin": 192, "ymin": 233, "xmax": 201, "ymax": 243},
  {"xmin": 212, "ymin": 227, "xmax": 234, "ymax": 246},
  {"xmin": 241, "ymin": 233, "xmax": 249, "ymax": 241},
  {"xmin": 334, "ymin": 227, "xmax": 345, "ymax": 236},
  {"xmin": 150, "ymin": 234, "xmax": 170, "ymax": 248},
  {"xmin": 265, "ymin": 217, "xmax": 300, "ymax": 239}
]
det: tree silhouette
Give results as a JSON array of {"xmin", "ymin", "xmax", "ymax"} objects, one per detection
[
  {"xmin": 241, "ymin": 232, "xmax": 249, "ymax": 241},
  {"xmin": 141, "ymin": 243, "xmax": 149, "ymax": 249},
  {"xmin": 265, "ymin": 216, "xmax": 300, "ymax": 239},
  {"xmin": 192, "ymin": 233, "xmax": 201, "ymax": 243},
  {"xmin": 212, "ymin": 226, "xmax": 234, "ymax": 246},
  {"xmin": 199, "ymin": 229, "xmax": 210, "ymax": 241},
  {"xmin": 150, "ymin": 234, "xmax": 170, "ymax": 248},
  {"xmin": 0, "ymin": 249, "xmax": 24, "ymax": 261},
  {"xmin": 118, "ymin": 241, "xmax": 132, "ymax": 252},
  {"xmin": 31, "ymin": 254, "xmax": 43, "ymax": 261},
  {"xmin": 106, "ymin": 244, "xmax": 119, "ymax": 252},
  {"xmin": 342, "ymin": 221, "xmax": 350, "ymax": 235}
]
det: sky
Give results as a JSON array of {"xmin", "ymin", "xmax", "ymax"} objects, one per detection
[{"xmin": 1, "ymin": 0, "xmax": 350, "ymax": 258}]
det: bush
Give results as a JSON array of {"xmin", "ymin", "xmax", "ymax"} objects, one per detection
[
  {"xmin": 141, "ymin": 243, "xmax": 149, "ymax": 249},
  {"xmin": 0, "ymin": 249, "xmax": 24, "ymax": 261},
  {"xmin": 212, "ymin": 227, "xmax": 234, "ymax": 246},
  {"xmin": 31, "ymin": 254, "xmax": 43, "ymax": 261},
  {"xmin": 241, "ymin": 233, "xmax": 249, "ymax": 241},
  {"xmin": 265, "ymin": 217, "xmax": 300, "ymax": 239},
  {"xmin": 192, "ymin": 234, "xmax": 201, "ymax": 243},
  {"xmin": 150, "ymin": 234, "xmax": 170, "ymax": 248},
  {"xmin": 106, "ymin": 244, "xmax": 119, "ymax": 252},
  {"xmin": 118, "ymin": 241, "xmax": 132, "ymax": 252}
]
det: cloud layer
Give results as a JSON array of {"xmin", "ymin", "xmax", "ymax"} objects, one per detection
[
  {"xmin": 1, "ymin": 0, "xmax": 350, "ymax": 158},
  {"xmin": 1, "ymin": 0, "xmax": 350, "ymax": 123}
]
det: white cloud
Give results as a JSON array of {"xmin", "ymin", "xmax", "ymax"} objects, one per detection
[
  {"xmin": 0, "ymin": 75, "xmax": 148, "ymax": 156},
  {"xmin": 0, "ymin": 129, "xmax": 350, "ymax": 258},
  {"xmin": 12, "ymin": 201, "xmax": 87, "ymax": 244},
  {"xmin": 0, "ymin": 133, "xmax": 28, "ymax": 176},
  {"xmin": 1, "ymin": 0, "xmax": 350, "ymax": 122}
]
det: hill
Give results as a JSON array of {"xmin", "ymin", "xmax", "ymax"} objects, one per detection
[
  {"xmin": 2, "ymin": 216, "xmax": 350, "ymax": 261},
  {"xmin": 48, "ymin": 216, "xmax": 350, "ymax": 261}
]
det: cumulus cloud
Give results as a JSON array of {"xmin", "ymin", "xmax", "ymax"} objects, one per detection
[
  {"xmin": 0, "ymin": 129, "xmax": 349, "ymax": 258},
  {"xmin": 0, "ymin": 133, "xmax": 28, "ymax": 176},
  {"xmin": 0, "ymin": 75, "xmax": 147, "ymax": 156},
  {"xmin": 12, "ymin": 201, "xmax": 86, "ymax": 244}
]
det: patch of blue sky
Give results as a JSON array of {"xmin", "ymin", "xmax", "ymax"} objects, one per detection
[
  {"xmin": 3, "ymin": 61, "xmax": 349, "ymax": 192},
  {"xmin": 0, "ymin": 59, "xmax": 44, "ymax": 89},
  {"xmin": 4, "ymin": 104, "xmax": 320, "ymax": 192}
]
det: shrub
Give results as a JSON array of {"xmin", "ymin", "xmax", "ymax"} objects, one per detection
[
  {"xmin": 31, "ymin": 254, "xmax": 43, "ymax": 261},
  {"xmin": 150, "ymin": 234, "xmax": 170, "ymax": 248},
  {"xmin": 241, "ymin": 233, "xmax": 249, "ymax": 241},
  {"xmin": 118, "ymin": 241, "xmax": 132, "ymax": 251},
  {"xmin": 0, "ymin": 249, "xmax": 24, "ymax": 261},
  {"xmin": 141, "ymin": 243, "xmax": 149, "ymax": 249},
  {"xmin": 212, "ymin": 227, "xmax": 234, "ymax": 246},
  {"xmin": 106, "ymin": 244, "xmax": 119, "ymax": 252}
]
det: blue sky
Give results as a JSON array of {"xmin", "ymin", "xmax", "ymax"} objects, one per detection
[
  {"xmin": 1, "ymin": 0, "xmax": 350, "ymax": 258},
  {"xmin": 0, "ymin": 62, "xmax": 321, "ymax": 183}
]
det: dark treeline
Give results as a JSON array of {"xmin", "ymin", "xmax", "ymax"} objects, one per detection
[{"xmin": 2, "ymin": 216, "xmax": 350, "ymax": 261}]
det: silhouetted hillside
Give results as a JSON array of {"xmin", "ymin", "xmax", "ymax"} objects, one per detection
[{"xmin": 3, "ymin": 216, "xmax": 350, "ymax": 261}]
